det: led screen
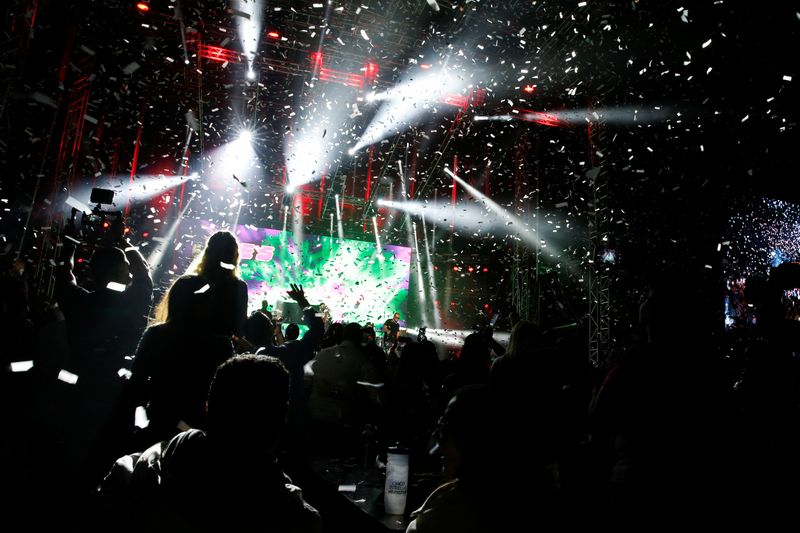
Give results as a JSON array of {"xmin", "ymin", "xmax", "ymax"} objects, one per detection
[{"xmin": 233, "ymin": 225, "xmax": 411, "ymax": 325}]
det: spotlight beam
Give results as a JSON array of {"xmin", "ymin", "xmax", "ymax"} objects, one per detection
[
  {"xmin": 441, "ymin": 167, "xmax": 581, "ymax": 273},
  {"xmin": 334, "ymin": 194, "xmax": 344, "ymax": 241},
  {"xmin": 443, "ymin": 167, "xmax": 540, "ymax": 249},
  {"xmin": 351, "ymin": 63, "xmax": 476, "ymax": 154},
  {"xmin": 372, "ymin": 216, "xmax": 382, "ymax": 256},
  {"xmin": 421, "ymin": 216, "xmax": 442, "ymax": 328},
  {"xmin": 146, "ymin": 194, "xmax": 195, "ymax": 278},
  {"xmin": 473, "ymin": 105, "xmax": 673, "ymax": 126},
  {"xmin": 412, "ymin": 221, "xmax": 428, "ymax": 326},
  {"xmin": 233, "ymin": 0, "xmax": 263, "ymax": 79}
]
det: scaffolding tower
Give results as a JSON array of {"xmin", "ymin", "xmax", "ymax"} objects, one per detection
[{"xmin": 586, "ymin": 118, "xmax": 611, "ymax": 366}]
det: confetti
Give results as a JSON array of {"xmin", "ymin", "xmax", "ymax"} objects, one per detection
[
  {"xmin": 194, "ymin": 284, "xmax": 211, "ymax": 294},
  {"xmin": 135, "ymin": 406, "xmax": 150, "ymax": 429},
  {"xmin": 122, "ymin": 62, "xmax": 141, "ymax": 74},
  {"xmin": 58, "ymin": 370, "xmax": 79, "ymax": 385},
  {"xmin": 10, "ymin": 361, "xmax": 34, "ymax": 372}
]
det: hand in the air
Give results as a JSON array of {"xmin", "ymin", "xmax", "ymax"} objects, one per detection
[{"xmin": 286, "ymin": 283, "xmax": 310, "ymax": 308}]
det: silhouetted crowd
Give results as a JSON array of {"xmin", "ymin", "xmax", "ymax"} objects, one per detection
[{"xmin": 3, "ymin": 230, "xmax": 800, "ymax": 531}]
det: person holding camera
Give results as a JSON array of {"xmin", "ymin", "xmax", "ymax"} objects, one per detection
[
  {"xmin": 54, "ymin": 215, "xmax": 153, "ymax": 485},
  {"xmin": 57, "ymin": 217, "xmax": 153, "ymax": 378}
]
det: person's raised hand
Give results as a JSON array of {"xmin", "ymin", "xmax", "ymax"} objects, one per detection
[{"xmin": 286, "ymin": 283, "xmax": 310, "ymax": 308}]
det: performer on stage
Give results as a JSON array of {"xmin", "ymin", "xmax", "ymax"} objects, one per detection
[{"xmin": 383, "ymin": 311, "xmax": 401, "ymax": 349}]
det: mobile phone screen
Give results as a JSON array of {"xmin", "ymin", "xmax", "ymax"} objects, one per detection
[{"xmin": 490, "ymin": 313, "xmax": 499, "ymax": 327}]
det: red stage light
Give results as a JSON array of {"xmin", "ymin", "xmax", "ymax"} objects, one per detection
[
  {"xmin": 142, "ymin": 231, "xmax": 150, "ymax": 238},
  {"xmin": 523, "ymin": 85, "xmax": 535, "ymax": 93},
  {"xmin": 364, "ymin": 62, "xmax": 379, "ymax": 84},
  {"xmin": 102, "ymin": 221, "xmax": 110, "ymax": 229},
  {"xmin": 482, "ymin": 267, "xmax": 489, "ymax": 273},
  {"xmin": 420, "ymin": 64, "xmax": 431, "ymax": 69},
  {"xmin": 199, "ymin": 45, "xmax": 239, "ymax": 63},
  {"xmin": 518, "ymin": 109, "xmax": 562, "ymax": 128},
  {"xmin": 467, "ymin": 266, "xmax": 474, "ymax": 273},
  {"xmin": 309, "ymin": 51, "xmax": 324, "ymax": 68},
  {"xmin": 452, "ymin": 266, "xmax": 459, "ymax": 272},
  {"xmin": 135, "ymin": 2, "xmax": 150, "ymax": 12},
  {"xmin": 267, "ymin": 30, "xmax": 281, "ymax": 39}
]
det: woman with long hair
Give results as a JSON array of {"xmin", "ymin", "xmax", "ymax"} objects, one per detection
[
  {"xmin": 154, "ymin": 230, "xmax": 248, "ymax": 336},
  {"xmin": 127, "ymin": 231, "xmax": 246, "ymax": 443}
]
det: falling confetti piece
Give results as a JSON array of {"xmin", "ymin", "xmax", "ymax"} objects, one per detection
[
  {"xmin": 11, "ymin": 361, "xmax": 34, "ymax": 372},
  {"xmin": 194, "ymin": 284, "xmax": 211, "ymax": 294},
  {"xmin": 106, "ymin": 281, "xmax": 127, "ymax": 292},
  {"xmin": 122, "ymin": 62, "xmax": 141, "ymax": 74},
  {"xmin": 58, "ymin": 370, "xmax": 79, "ymax": 385},
  {"xmin": 135, "ymin": 406, "xmax": 150, "ymax": 429}
]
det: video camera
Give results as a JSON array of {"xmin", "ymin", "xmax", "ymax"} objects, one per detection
[{"xmin": 67, "ymin": 188, "xmax": 126, "ymax": 246}]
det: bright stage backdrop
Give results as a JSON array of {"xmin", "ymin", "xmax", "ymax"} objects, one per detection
[{"xmin": 233, "ymin": 225, "xmax": 411, "ymax": 325}]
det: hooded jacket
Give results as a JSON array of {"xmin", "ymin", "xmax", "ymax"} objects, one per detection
[{"xmin": 98, "ymin": 429, "xmax": 321, "ymax": 533}]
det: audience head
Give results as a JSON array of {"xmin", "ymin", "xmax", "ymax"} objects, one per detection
[
  {"xmin": 506, "ymin": 320, "xmax": 542, "ymax": 357},
  {"xmin": 343, "ymin": 322, "xmax": 364, "ymax": 344},
  {"xmin": 395, "ymin": 340, "xmax": 428, "ymax": 379},
  {"xmin": 284, "ymin": 322, "xmax": 300, "ymax": 341},
  {"xmin": 88, "ymin": 246, "xmax": 130, "ymax": 289},
  {"xmin": 151, "ymin": 275, "xmax": 197, "ymax": 325},
  {"xmin": 459, "ymin": 333, "xmax": 491, "ymax": 370},
  {"xmin": 435, "ymin": 385, "xmax": 500, "ymax": 482},
  {"xmin": 0, "ymin": 275, "xmax": 29, "ymax": 316},
  {"xmin": 322, "ymin": 322, "xmax": 344, "ymax": 346},
  {"xmin": 197, "ymin": 231, "xmax": 239, "ymax": 281},
  {"xmin": 206, "ymin": 354, "xmax": 290, "ymax": 452},
  {"xmin": 362, "ymin": 325, "xmax": 376, "ymax": 343},
  {"xmin": 245, "ymin": 311, "xmax": 274, "ymax": 348}
]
